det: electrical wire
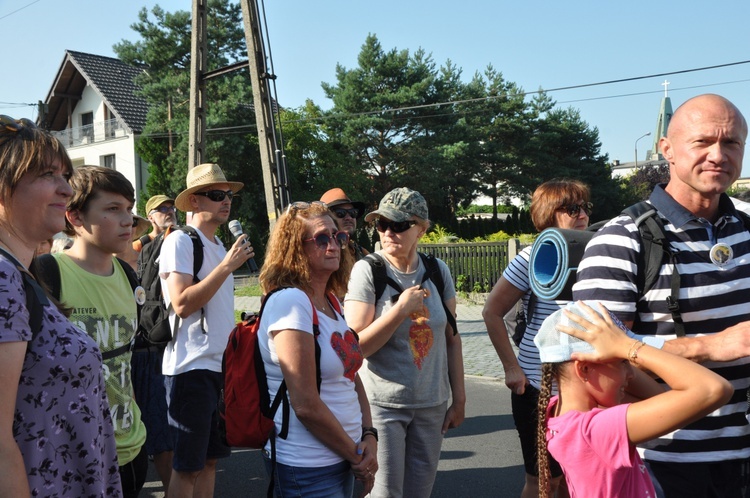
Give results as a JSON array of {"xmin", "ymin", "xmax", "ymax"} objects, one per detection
[{"xmin": 0, "ymin": 0, "xmax": 41, "ymax": 21}]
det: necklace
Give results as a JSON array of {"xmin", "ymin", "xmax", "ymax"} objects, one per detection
[{"xmin": 314, "ymin": 299, "xmax": 329, "ymax": 313}]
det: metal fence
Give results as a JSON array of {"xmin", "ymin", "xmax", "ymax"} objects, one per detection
[{"xmin": 419, "ymin": 239, "xmax": 525, "ymax": 293}]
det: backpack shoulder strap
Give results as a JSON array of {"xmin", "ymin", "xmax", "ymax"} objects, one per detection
[
  {"xmin": 623, "ymin": 201, "xmax": 685, "ymax": 336},
  {"xmin": 34, "ymin": 253, "xmax": 62, "ymax": 301},
  {"xmin": 418, "ymin": 252, "xmax": 459, "ymax": 336},
  {"xmin": 364, "ymin": 253, "xmax": 403, "ymax": 302},
  {"xmin": 138, "ymin": 234, "xmax": 152, "ymax": 247},
  {"xmin": 115, "ymin": 257, "xmax": 143, "ymax": 319},
  {"xmin": 177, "ymin": 226, "xmax": 204, "ymax": 283},
  {"xmin": 0, "ymin": 248, "xmax": 49, "ymax": 339}
]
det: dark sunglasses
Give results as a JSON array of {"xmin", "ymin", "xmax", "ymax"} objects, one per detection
[
  {"xmin": 151, "ymin": 205, "xmax": 176, "ymax": 214},
  {"xmin": 376, "ymin": 218, "xmax": 418, "ymax": 234},
  {"xmin": 559, "ymin": 201, "xmax": 593, "ymax": 218},
  {"xmin": 286, "ymin": 200, "xmax": 326, "ymax": 214},
  {"xmin": 303, "ymin": 231, "xmax": 350, "ymax": 249},
  {"xmin": 0, "ymin": 114, "xmax": 37, "ymax": 147},
  {"xmin": 332, "ymin": 207, "xmax": 361, "ymax": 219},
  {"xmin": 194, "ymin": 189, "xmax": 235, "ymax": 202},
  {"xmin": 132, "ymin": 217, "xmax": 140, "ymax": 228}
]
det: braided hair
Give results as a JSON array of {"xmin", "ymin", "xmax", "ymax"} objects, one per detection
[{"xmin": 537, "ymin": 362, "xmax": 565, "ymax": 498}]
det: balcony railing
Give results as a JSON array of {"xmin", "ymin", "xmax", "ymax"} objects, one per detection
[{"xmin": 51, "ymin": 118, "xmax": 129, "ymax": 148}]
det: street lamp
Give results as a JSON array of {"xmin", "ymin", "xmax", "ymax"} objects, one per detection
[{"xmin": 635, "ymin": 132, "xmax": 651, "ymax": 168}]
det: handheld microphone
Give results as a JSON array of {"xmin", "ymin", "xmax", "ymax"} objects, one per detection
[{"xmin": 228, "ymin": 220, "xmax": 259, "ymax": 272}]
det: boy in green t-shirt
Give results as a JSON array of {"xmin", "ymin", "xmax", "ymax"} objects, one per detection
[{"xmin": 58, "ymin": 166, "xmax": 147, "ymax": 497}]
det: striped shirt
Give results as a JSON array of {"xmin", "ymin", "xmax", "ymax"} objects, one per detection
[
  {"xmin": 503, "ymin": 246, "xmax": 569, "ymax": 390},
  {"xmin": 573, "ymin": 185, "xmax": 750, "ymax": 463}
]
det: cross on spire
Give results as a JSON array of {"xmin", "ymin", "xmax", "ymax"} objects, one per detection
[{"xmin": 662, "ymin": 80, "xmax": 670, "ymax": 98}]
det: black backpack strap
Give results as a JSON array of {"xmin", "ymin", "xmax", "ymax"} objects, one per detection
[
  {"xmin": 33, "ymin": 253, "xmax": 62, "ymax": 301},
  {"xmin": 138, "ymin": 234, "xmax": 152, "ymax": 247},
  {"xmin": 262, "ymin": 288, "xmax": 324, "ymax": 498},
  {"xmin": 419, "ymin": 253, "xmax": 459, "ymax": 336},
  {"xmin": 365, "ymin": 253, "xmax": 403, "ymax": 303},
  {"xmin": 169, "ymin": 227, "xmax": 206, "ymax": 335},
  {"xmin": 177, "ymin": 226, "xmax": 205, "ymax": 283},
  {"xmin": 0, "ymin": 248, "xmax": 49, "ymax": 340},
  {"xmin": 623, "ymin": 201, "xmax": 684, "ymax": 337}
]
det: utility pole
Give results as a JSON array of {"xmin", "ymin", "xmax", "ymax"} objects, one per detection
[
  {"xmin": 239, "ymin": 0, "xmax": 287, "ymax": 228},
  {"xmin": 188, "ymin": 0, "xmax": 208, "ymax": 169},
  {"xmin": 188, "ymin": 0, "xmax": 288, "ymax": 226}
]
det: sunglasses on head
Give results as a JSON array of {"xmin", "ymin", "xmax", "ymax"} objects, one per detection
[
  {"xmin": 151, "ymin": 205, "xmax": 176, "ymax": 214},
  {"xmin": 376, "ymin": 218, "xmax": 418, "ymax": 234},
  {"xmin": 332, "ymin": 207, "xmax": 361, "ymax": 219},
  {"xmin": 0, "ymin": 114, "xmax": 37, "ymax": 147},
  {"xmin": 194, "ymin": 189, "xmax": 235, "ymax": 202},
  {"xmin": 559, "ymin": 201, "xmax": 593, "ymax": 218},
  {"xmin": 285, "ymin": 200, "xmax": 327, "ymax": 215},
  {"xmin": 303, "ymin": 231, "xmax": 350, "ymax": 249}
]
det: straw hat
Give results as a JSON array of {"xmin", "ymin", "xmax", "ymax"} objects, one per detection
[
  {"xmin": 174, "ymin": 163, "xmax": 244, "ymax": 212},
  {"xmin": 132, "ymin": 215, "xmax": 151, "ymax": 241}
]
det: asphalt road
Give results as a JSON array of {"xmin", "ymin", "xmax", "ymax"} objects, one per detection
[
  {"xmin": 141, "ymin": 296, "xmax": 526, "ymax": 497},
  {"xmin": 140, "ymin": 376, "xmax": 524, "ymax": 497}
]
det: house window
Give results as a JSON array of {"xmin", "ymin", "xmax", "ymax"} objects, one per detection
[
  {"xmin": 81, "ymin": 112, "xmax": 94, "ymax": 142},
  {"xmin": 100, "ymin": 154, "xmax": 116, "ymax": 169}
]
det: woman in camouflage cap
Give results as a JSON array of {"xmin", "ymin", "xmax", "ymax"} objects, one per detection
[{"xmin": 345, "ymin": 187, "xmax": 466, "ymax": 498}]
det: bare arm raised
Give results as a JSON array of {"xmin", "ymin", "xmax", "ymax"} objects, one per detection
[{"xmin": 562, "ymin": 302, "xmax": 733, "ymax": 445}]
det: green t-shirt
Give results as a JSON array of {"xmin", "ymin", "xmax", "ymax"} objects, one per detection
[{"xmin": 55, "ymin": 253, "xmax": 146, "ymax": 466}]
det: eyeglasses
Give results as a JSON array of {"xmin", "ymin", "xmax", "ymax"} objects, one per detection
[
  {"xmin": 194, "ymin": 190, "xmax": 235, "ymax": 202},
  {"xmin": 0, "ymin": 114, "xmax": 37, "ymax": 147},
  {"xmin": 332, "ymin": 207, "xmax": 361, "ymax": 219},
  {"xmin": 303, "ymin": 231, "xmax": 350, "ymax": 249},
  {"xmin": 376, "ymin": 218, "xmax": 418, "ymax": 234},
  {"xmin": 132, "ymin": 217, "xmax": 140, "ymax": 228},
  {"xmin": 150, "ymin": 205, "xmax": 176, "ymax": 214},
  {"xmin": 559, "ymin": 202, "xmax": 593, "ymax": 218},
  {"xmin": 286, "ymin": 201, "xmax": 326, "ymax": 215}
]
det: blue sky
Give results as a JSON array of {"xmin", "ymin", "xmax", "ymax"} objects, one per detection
[{"xmin": 4, "ymin": 0, "xmax": 750, "ymax": 176}]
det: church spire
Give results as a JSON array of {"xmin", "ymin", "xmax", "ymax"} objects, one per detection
[{"xmin": 647, "ymin": 81, "xmax": 673, "ymax": 160}]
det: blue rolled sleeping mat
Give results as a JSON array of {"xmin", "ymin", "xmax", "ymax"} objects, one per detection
[{"xmin": 528, "ymin": 228, "xmax": 596, "ymax": 301}]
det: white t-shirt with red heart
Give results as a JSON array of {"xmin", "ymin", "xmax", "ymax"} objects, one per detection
[{"xmin": 259, "ymin": 287, "xmax": 364, "ymax": 466}]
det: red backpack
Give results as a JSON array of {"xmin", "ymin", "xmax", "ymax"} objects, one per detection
[{"xmin": 219, "ymin": 288, "xmax": 341, "ymax": 448}]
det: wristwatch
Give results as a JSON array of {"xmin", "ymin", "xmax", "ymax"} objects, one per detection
[{"xmin": 362, "ymin": 426, "xmax": 378, "ymax": 442}]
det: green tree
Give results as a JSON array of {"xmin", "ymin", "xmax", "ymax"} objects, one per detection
[
  {"xmin": 527, "ymin": 106, "xmax": 626, "ymax": 222},
  {"xmin": 114, "ymin": 0, "xmax": 267, "ymax": 244}
]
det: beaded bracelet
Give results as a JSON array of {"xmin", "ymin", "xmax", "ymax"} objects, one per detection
[{"xmin": 628, "ymin": 340, "xmax": 646, "ymax": 363}]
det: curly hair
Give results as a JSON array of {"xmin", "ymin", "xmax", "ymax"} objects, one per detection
[
  {"xmin": 530, "ymin": 179, "xmax": 590, "ymax": 232},
  {"xmin": 537, "ymin": 362, "xmax": 566, "ymax": 498},
  {"xmin": 260, "ymin": 202, "xmax": 353, "ymax": 297}
]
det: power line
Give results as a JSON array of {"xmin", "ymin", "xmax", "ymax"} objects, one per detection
[
  {"xmin": 0, "ymin": 0, "xmax": 42, "ymax": 21},
  {"xmin": 135, "ymin": 62, "xmax": 750, "ymax": 139}
]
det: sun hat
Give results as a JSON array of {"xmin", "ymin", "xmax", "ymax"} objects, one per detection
[
  {"xmin": 364, "ymin": 187, "xmax": 428, "ymax": 223},
  {"xmin": 145, "ymin": 194, "xmax": 175, "ymax": 215},
  {"xmin": 132, "ymin": 214, "xmax": 150, "ymax": 241},
  {"xmin": 174, "ymin": 163, "xmax": 244, "ymax": 212},
  {"xmin": 534, "ymin": 301, "xmax": 635, "ymax": 363},
  {"xmin": 320, "ymin": 188, "xmax": 366, "ymax": 216}
]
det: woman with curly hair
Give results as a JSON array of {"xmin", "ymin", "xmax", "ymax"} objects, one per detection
[{"xmin": 258, "ymin": 201, "xmax": 377, "ymax": 497}]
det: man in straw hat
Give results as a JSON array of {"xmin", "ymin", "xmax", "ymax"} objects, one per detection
[
  {"xmin": 320, "ymin": 187, "xmax": 370, "ymax": 260},
  {"xmin": 158, "ymin": 163, "xmax": 254, "ymax": 496}
]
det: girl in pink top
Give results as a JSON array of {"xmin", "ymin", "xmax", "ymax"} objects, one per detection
[{"xmin": 535, "ymin": 301, "xmax": 732, "ymax": 498}]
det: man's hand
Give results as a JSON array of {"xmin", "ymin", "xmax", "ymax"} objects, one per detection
[{"xmin": 224, "ymin": 235, "xmax": 254, "ymax": 273}]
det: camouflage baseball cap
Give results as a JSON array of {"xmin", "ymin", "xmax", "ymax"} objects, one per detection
[{"xmin": 364, "ymin": 187, "xmax": 429, "ymax": 223}]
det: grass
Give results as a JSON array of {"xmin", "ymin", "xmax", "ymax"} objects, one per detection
[{"xmin": 235, "ymin": 283, "xmax": 262, "ymax": 297}]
